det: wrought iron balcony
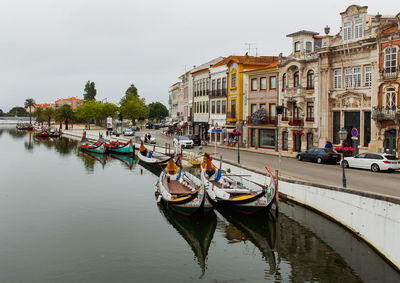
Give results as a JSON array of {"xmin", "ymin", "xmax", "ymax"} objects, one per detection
[
  {"xmin": 383, "ymin": 67, "xmax": 399, "ymax": 80},
  {"xmin": 222, "ymin": 89, "xmax": 227, "ymax": 96},
  {"xmin": 247, "ymin": 115, "xmax": 277, "ymax": 126},
  {"xmin": 372, "ymin": 106, "xmax": 400, "ymax": 121},
  {"xmin": 288, "ymin": 118, "xmax": 304, "ymax": 126}
]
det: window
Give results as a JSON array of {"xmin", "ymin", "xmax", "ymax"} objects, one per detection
[
  {"xmin": 353, "ymin": 67, "xmax": 361, "ymax": 88},
  {"xmin": 260, "ymin": 77, "xmax": 267, "ymax": 90},
  {"xmin": 259, "ymin": 129, "xmax": 275, "ymax": 148},
  {"xmin": 230, "ymin": 99, "xmax": 236, "ymax": 117},
  {"xmin": 385, "ymin": 87, "xmax": 397, "ymax": 109},
  {"xmin": 206, "ymin": 78, "xmax": 209, "ymax": 91},
  {"xmin": 364, "ymin": 111, "xmax": 371, "ymax": 147},
  {"xmin": 282, "ymin": 107, "xmax": 288, "ymax": 121},
  {"xmin": 344, "ymin": 21, "xmax": 352, "ymax": 41},
  {"xmin": 222, "ymin": 100, "xmax": 227, "ymax": 113},
  {"xmin": 282, "ymin": 73, "xmax": 286, "ymax": 90},
  {"xmin": 333, "ymin": 111, "xmax": 341, "ymax": 144},
  {"xmin": 282, "ymin": 131, "xmax": 288, "ymax": 150},
  {"xmin": 211, "ymin": 101, "xmax": 215, "ymax": 114},
  {"xmin": 251, "ymin": 78, "xmax": 257, "ymax": 91},
  {"xmin": 216, "ymin": 100, "xmax": 221, "ymax": 113},
  {"xmin": 206, "ymin": 101, "xmax": 209, "ymax": 113},
  {"xmin": 294, "ymin": 41, "xmax": 300, "ymax": 52},
  {"xmin": 269, "ymin": 104, "xmax": 276, "ymax": 122},
  {"xmin": 306, "ymin": 102, "xmax": 314, "ymax": 121},
  {"xmin": 294, "ymin": 71, "xmax": 300, "ymax": 88},
  {"xmin": 385, "ymin": 47, "xmax": 398, "ymax": 73},
  {"xmin": 231, "ymin": 72, "xmax": 237, "ymax": 88},
  {"xmin": 217, "ymin": 79, "xmax": 221, "ymax": 91},
  {"xmin": 306, "ymin": 70, "xmax": 314, "ymax": 89},
  {"xmin": 364, "ymin": 65, "xmax": 371, "ymax": 87},
  {"xmin": 212, "ymin": 80, "xmax": 216, "ymax": 91},
  {"xmin": 334, "ymin": 69, "xmax": 342, "ymax": 88},
  {"xmin": 293, "ymin": 106, "xmax": 300, "ymax": 120},
  {"xmin": 306, "ymin": 41, "xmax": 312, "ymax": 53},
  {"xmin": 222, "ymin": 78, "xmax": 227, "ymax": 90},
  {"xmin": 354, "ymin": 18, "xmax": 363, "ymax": 39},
  {"xmin": 202, "ymin": 80, "xmax": 206, "ymax": 95},
  {"xmin": 260, "ymin": 104, "xmax": 266, "ymax": 109},
  {"xmin": 269, "ymin": 76, "xmax": 276, "ymax": 89},
  {"xmin": 251, "ymin": 104, "xmax": 257, "ymax": 114},
  {"xmin": 250, "ymin": 129, "xmax": 256, "ymax": 147},
  {"xmin": 345, "ymin": 68, "xmax": 353, "ymax": 88}
]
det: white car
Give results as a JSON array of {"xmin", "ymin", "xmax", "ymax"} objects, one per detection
[
  {"xmin": 341, "ymin": 153, "xmax": 400, "ymax": 172},
  {"xmin": 123, "ymin": 128, "xmax": 135, "ymax": 136},
  {"xmin": 173, "ymin": 136, "xmax": 194, "ymax": 149},
  {"xmin": 141, "ymin": 134, "xmax": 156, "ymax": 144}
]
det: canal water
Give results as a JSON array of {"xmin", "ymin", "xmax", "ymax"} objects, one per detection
[{"xmin": 0, "ymin": 126, "xmax": 399, "ymax": 283}]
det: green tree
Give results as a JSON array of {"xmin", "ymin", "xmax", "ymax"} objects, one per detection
[
  {"xmin": 83, "ymin": 80, "xmax": 97, "ymax": 101},
  {"xmin": 120, "ymin": 84, "xmax": 138, "ymax": 106},
  {"xmin": 148, "ymin": 102, "xmax": 169, "ymax": 121},
  {"xmin": 33, "ymin": 107, "xmax": 46, "ymax": 125},
  {"xmin": 99, "ymin": 102, "xmax": 118, "ymax": 120},
  {"xmin": 24, "ymin": 98, "xmax": 36, "ymax": 124},
  {"xmin": 56, "ymin": 104, "xmax": 74, "ymax": 130},
  {"xmin": 0, "ymin": 109, "xmax": 4, "ymax": 117},
  {"xmin": 7, "ymin": 107, "xmax": 28, "ymax": 117},
  {"xmin": 120, "ymin": 96, "xmax": 149, "ymax": 124}
]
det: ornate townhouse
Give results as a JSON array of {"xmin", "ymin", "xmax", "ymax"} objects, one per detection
[
  {"xmin": 209, "ymin": 64, "xmax": 228, "ymax": 144},
  {"xmin": 212, "ymin": 56, "xmax": 278, "ymax": 146},
  {"xmin": 375, "ymin": 13, "xmax": 400, "ymax": 154},
  {"xmin": 279, "ymin": 31, "xmax": 321, "ymax": 152},
  {"xmin": 244, "ymin": 60, "xmax": 279, "ymax": 150},
  {"xmin": 168, "ymin": 82, "xmax": 180, "ymax": 122},
  {"xmin": 178, "ymin": 71, "xmax": 193, "ymax": 135},
  {"xmin": 318, "ymin": 5, "xmax": 395, "ymax": 155},
  {"xmin": 191, "ymin": 57, "xmax": 223, "ymax": 141}
]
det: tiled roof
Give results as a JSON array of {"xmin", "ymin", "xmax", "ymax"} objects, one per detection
[
  {"xmin": 34, "ymin": 103, "xmax": 53, "ymax": 108},
  {"xmin": 211, "ymin": 55, "xmax": 279, "ymax": 68},
  {"xmin": 242, "ymin": 61, "xmax": 279, "ymax": 73},
  {"xmin": 286, "ymin": 30, "xmax": 319, "ymax": 37},
  {"xmin": 55, "ymin": 97, "xmax": 83, "ymax": 103},
  {"xmin": 190, "ymin": 57, "xmax": 225, "ymax": 74}
]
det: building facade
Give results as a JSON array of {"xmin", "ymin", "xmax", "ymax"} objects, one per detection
[
  {"xmin": 168, "ymin": 82, "xmax": 181, "ymax": 122},
  {"xmin": 279, "ymin": 31, "xmax": 320, "ymax": 152},
  {"xmin": 55, "ymin": 97, "xmax": 83, "ymax": 110},
  {"xmin": 245, "ymin": 61, "xmax": 279, "ymax": 150}
]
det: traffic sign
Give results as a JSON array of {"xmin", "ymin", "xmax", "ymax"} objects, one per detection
[
  {"xmin": 212, "ymin": 129, "xmax": 223, "ymax": 133},
  {"xmin": 351, "ymin": 128, "xmax": 358, "ymax": 137}
]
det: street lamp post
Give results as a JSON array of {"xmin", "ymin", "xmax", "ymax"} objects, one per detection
[
  {"xmin": 338, "ymin": 127, "xmax": 348, "ymax": 188},
  {"xmin": 234, "ymin": 130, "xmax": 242, "ymax": 164}
]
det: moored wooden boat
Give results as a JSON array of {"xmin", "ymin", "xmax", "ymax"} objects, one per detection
[
  {"xmin": 137, "ymin": 141, "xmax": 171, "ymax": 166},
  {"xmin": 157, "ymin": 158, "xmax": 207, "ymax": 216},
  {"xmin": 34, "ymin": 128, "xmax": 50, "ymax": 137},
  {"xmin": 78, "ymin": 132, "xmax": 106, "ymax": 154},
  {"xmin": 201, "ymin": 153, "xmax": 276, "ymax": 215},
  {"xmin": 104, "ymin": 139, "xmax": 134, "ymax": 155},
  {"xmin": 16, "ymin": 123, "xmax": 33, "ymax": 130}
]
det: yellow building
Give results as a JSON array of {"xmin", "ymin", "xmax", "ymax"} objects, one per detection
[{"xmin": 212, "ymin": 56, "xmax": 278, "ymax": 142}]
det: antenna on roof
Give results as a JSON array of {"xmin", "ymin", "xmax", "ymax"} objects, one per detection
[{"xmin": 244, "ymin": 43, "xmax": 256, "ymax": 56}]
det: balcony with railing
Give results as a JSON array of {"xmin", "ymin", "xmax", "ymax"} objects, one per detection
[
  {"xmin": 372, "ymin": 106, "xmax": 400, "ymax": 121},
  {"xmin": 383, "ymin": 67, "xmax": 399, "ymax": 80},
  {"xmin": 284, "ymin": 86, "xmax": 305, "ymax": 98},
  {"xmin": 247, "ymin": 115, "xmax": 277, "ymax": 126},
  {"xmin": 288, "ymin": 118, "xmax": 304, "ymax": 126}
]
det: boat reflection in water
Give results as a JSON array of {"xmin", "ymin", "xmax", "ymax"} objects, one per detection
[
  {"xmin": 79, "ymin": 150, "xmax": 107, "ymax": 173},
  {"xmin": 157, "ymin": 199, "xmax": 217, "ymax": 278},
  {"xmin": 217, "ymin": 209, "xmax": 277, "ymax": 277},
  {"xmin": 108, "ymin": 153, "xmax": 137, "ymax": 170}
]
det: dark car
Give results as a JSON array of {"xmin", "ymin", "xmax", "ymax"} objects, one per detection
[
  {"xmin": 131, "ymin": 126, "xmax": 140, "ymax": 131},
  {"xmin": 296, "ymin": 148, "xmax": 341, "ymax": 164},
  {"xmin": 145, "ymin": 123, "xmax": 153, "ymax": 129},
  {"xmin": 186, "ymin": 134, "xmax": 201, "ymax": 146},
  {"xmin": 153, "ymin": 124, "xmax": 161, "ymax": 129}
]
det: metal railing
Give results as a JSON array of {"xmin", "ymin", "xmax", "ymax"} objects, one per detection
[
  {"xmin": 247, "ymin": 115, "xmax": 277, "ymax": 125},
  {"xmin": 372, "ymin": 106, "xmax": 400, "ymax": 121},
  {"xmin": 383, "ymin": 68, "xmax": 399, "ymax": 80},
  {"xmin": 288, "ymin": 118, "xmax": 304, "ymax": 126}
]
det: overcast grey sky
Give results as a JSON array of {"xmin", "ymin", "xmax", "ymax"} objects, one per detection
[{"xmin": 0, "ymin": 0, "xmax": 398, "ymax": 112}]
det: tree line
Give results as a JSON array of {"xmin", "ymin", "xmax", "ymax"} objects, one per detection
[{"xmin": 3, "ymin": 81, "xmax": 168, "ymax": 129}]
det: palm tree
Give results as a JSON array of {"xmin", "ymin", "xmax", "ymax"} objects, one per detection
[
  {"xmin": 56, "ymin": 105, "xmax": 74, "ymax": 130},
  {"xmin": 43, "ymin": 107, "xmax": 55, "ymax": 127},
  {"xmin": 33, "ymin": 107, "xmax": 45, "ymax": 126},
  {"xmin": 24, "ymin": 98, "xmax": 36, "ymax": 124}
]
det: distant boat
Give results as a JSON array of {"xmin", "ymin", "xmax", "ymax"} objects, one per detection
[
  {"xmin": 157, "ymin": 200, "xmax": 217, "ymax": 278},
  {"xmin": 104, "ymin": 139, "xmax": 134, "ymax": 155},
  {"xmin": 16, "ymin": 123, "xmax": 33, "ymax": 130},
  {"xmin": 34, "ymin": 128, "xmax": 50, "ymax": 137},
  {"xmin": 137, "ymin": 141, "xmax": 171, "ymax": 166},
  {"xmin": 157, "ymin": 158, "xmax": 208, "ymax": 216},
  {"xmin": 78, "ymin": 131, "xmax": 106, "ymax": 154},
  {"xmin": 201, "ymin": 153, "xmax": 277, "ymax": 215}
]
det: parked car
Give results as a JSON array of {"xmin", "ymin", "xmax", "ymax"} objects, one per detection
[
  {"xmin": 173, "ymin": 136, "xmax": 194, "ymax": 149},
  {"xmin": 145, "ymin": 123, "xmax": 153, "ymax": 129},
  {"xmin": 122, "ymin": 128, "xmax": 135, "ymax": 136},
  {"xmin": 131, "ymin": 126, "xmax": 140, "ymax": 131},
  {"xmin": 141, "ymin": 134, "xmax": 156, "ymax": 144},
  {"xmin": 341, "ymin": 153, "xmax": 400, "ymax": 172},
  {"xmin": 186, "ymin": 134, "xmax": 201, "ymax": 146},
  {"xmin": 153, "ymin": 124, "xmax": 161, "ymax": 129},
  {"xmin": 296, "ymin": 148, "xmax": 341, "ymax": 164}
]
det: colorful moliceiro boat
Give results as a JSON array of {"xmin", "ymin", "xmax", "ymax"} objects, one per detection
[
  {"xmin": 201, "ymin": 153, "xmax": 276, "ymax": 215},
  {"xmin": 157, "ymin": 158, "xmax": 211, "ymax": 216},
  {"xmin": 79, "ymin": 132, "xmax": 106, "ymax": 154},
  {"xmin": 34, "ymin": 129, "xmax": 50, "ymax": 137},
  {"xmin": 104, "ymin": 139, "xmax": 134, "ymax": 155},
  {"xmin": 137, "ymin": 141, "xmax": 171, "ymax": 165}
]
